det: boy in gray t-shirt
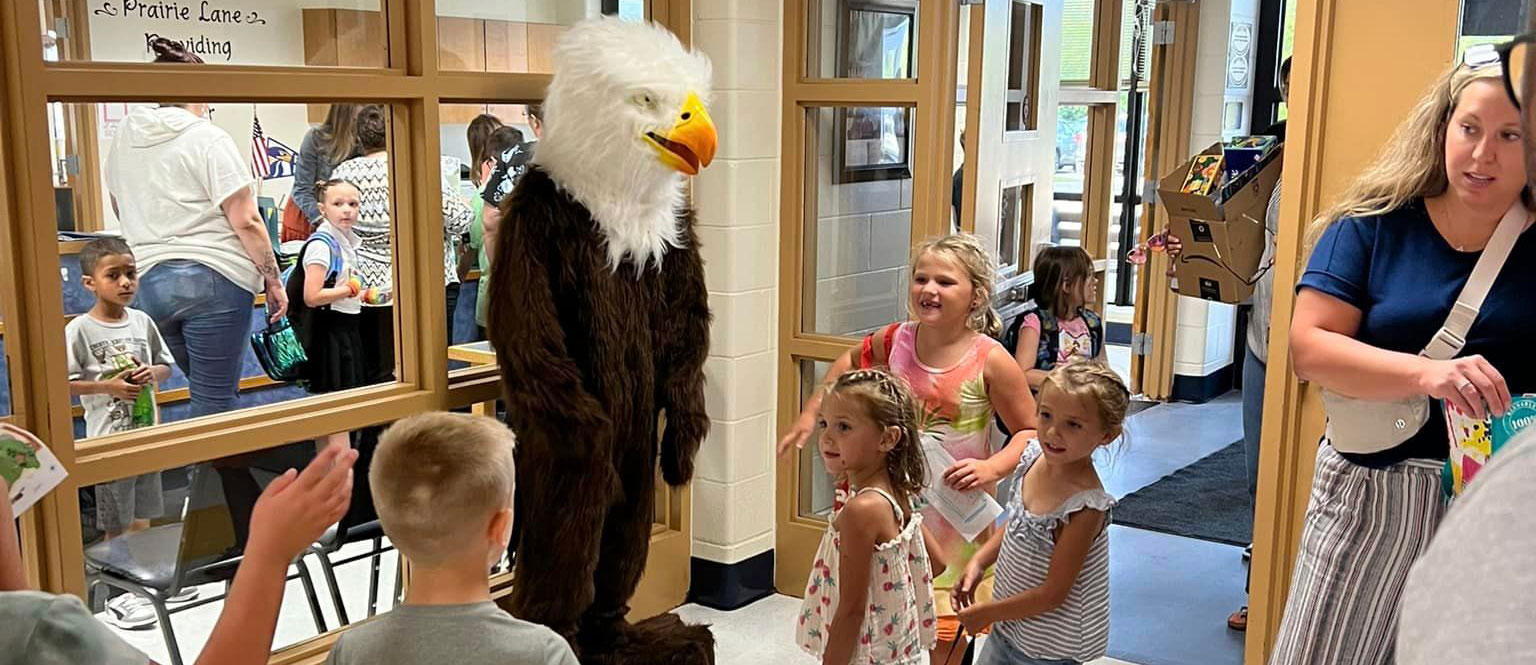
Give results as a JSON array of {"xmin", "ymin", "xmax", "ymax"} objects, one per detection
[
  {"xmin": 65, "ymin": 238, "xmax": 178, "ymax": 630},
  {"xmin": 326, "ymin": 413, "xmax": 577, "ymax": 665}
]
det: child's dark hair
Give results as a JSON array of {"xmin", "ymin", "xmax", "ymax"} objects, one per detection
[
  {"xmin": 1029, "ymin": 245, "xmax": 1095, "ymax": 319},
  {"xmin": 467, "ymin": 114, "xmax": 505, "ymax": 182},
  {"xmin": 1041, "ymin": 362, "xmax": 1131, "ymax": 440},
  {"xmin": 354, "ymin": 105, "xmax": 388, "ymax": 153},
  {"xmin": 485, "ymin": 126, "xmax": 525, "ymax": 162},
  {"xmin": 79, "ymin": 237, "xmax": 134, "ymax": 276},
  {"xmin": 313, "ymin": 178, "xmax": 361, "ymax": 202},
  {"xmin": 148, "ymin": 35, "xmax": 204, "ymax": 64},
  {"xmin": 825, "ymin": 369, "xmax": 926, "ymax": 516}
]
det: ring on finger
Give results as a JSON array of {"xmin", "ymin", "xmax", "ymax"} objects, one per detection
[{"xmin": 1457, "ymin": 380, "xmax": 1475, "ymax": 392}]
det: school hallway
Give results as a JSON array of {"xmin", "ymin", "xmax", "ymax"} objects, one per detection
[{"xmin": 678, "ymin": 394, "xmax": 1250, "ymax": 665}]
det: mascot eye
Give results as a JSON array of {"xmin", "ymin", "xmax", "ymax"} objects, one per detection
[{"xmin": 632, "ymin": 93, "xmax": 658, "ymax": 110}]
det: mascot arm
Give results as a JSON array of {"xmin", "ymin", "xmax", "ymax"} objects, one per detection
[
  {"xmin": 488, "ymin": 205, "xmax": 611, "ymax": 459},
  {"xmin": 657, "ymin": 222, "xmax": 712, "ymax": 487}
]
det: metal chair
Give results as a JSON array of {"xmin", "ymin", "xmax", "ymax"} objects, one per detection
[
  {"xmin": 84, "ymin": 464, "xmax": 328, "ymax": 665},
  {"xmin": 306, "ymin": 518, "xmax": 402, "ymax": 626}
]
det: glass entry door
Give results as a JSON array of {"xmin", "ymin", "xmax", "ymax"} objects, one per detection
[{"xmin": 774, "ymin": 0, "xmax": 1065, "ymax": 595}]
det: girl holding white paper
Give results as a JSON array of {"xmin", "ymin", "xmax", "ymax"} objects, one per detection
[
  {"xmin": 953, "ymin": 362, "xmax": 1126, "ymax": 665},
  {"xmin": 780, "ymin": 234, "xmax": 1039, "ymax": 664}
]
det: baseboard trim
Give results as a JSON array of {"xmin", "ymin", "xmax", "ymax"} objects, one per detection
[
  {"xmin": 1171, "ymin": 363, "xmax": 1234, "ymax": 404},
  {"xmin": 1106, "ymin": 322, "xmax": 1132, "ymax": 346},
  {"xmin": 687, "ymin": 550, "xmax": 775, "ymax": 611}
]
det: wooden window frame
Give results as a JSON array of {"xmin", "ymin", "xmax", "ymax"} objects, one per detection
[{"xmin": 0, "ymin": 1, "xmax": 689, "ymax": 662}]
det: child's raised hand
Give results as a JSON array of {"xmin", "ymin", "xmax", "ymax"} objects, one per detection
[
  {"xmin": 245, "ymin": 445, "xmax": 357, "ymax": 564},
  {"xmin": 944, "ymin": 458, "xmax": 1004, "ymax": 491},
  {"xmin": 776, "ymin": 412, "xmax": 816, "ymax": 457}
]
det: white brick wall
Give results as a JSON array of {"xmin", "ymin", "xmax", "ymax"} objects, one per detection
[{"xmin": 691, "ymin": 0, "xmax": 782, "ymax": 566}]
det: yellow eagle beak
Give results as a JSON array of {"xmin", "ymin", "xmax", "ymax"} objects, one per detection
[{"xmin": 644, "ymin": 92, "xmax": 717, "ymax": 175}]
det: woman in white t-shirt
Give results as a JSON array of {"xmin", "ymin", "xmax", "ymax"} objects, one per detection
[{"xmin": 104, "ymin": 37, "xmax": 287, "ymax": 419}]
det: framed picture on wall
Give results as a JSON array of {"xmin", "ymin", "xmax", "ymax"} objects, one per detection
[{"xmin": 834, "ymin": 0, "xmax": 916, "ymax": 184}]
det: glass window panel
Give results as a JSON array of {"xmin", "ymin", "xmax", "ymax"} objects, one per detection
[
  {"xmin": 796, "ymin": 359, "xmax": 835, "ymax": 521},
  {"xmin": 436, "ymin": 1, "xmax": 643, "ymax": 73},
  {"xmin": 803, "ymin": 106, "xmax": 915, "ymax": 338},
  {"xmin": 1118, "ymin": 0, "xmax": 1154, "ymax": 85},
  {"xmin": 1059, "ymin": 0, "xmax": 1096, "ymax": 84},
  {"xmin": 1108, "ymin": 93, "xmax": 1149, "ymax": 306},
  {"xmin": 997, "ymin": 182, "xmax": 1032, "ymax": 272},
  {"xmin": 38, "ymin": 0, "xmax": 386, "ymax": 67},
  {"xmin": 437, "ymin": 103, "xmax": 541, "ymax": 374},
  {"xmin": 53, "ymin": 102, "xmax": 405, "ymax": 444},
  {"xmin": 1005, "ymin": 1, "xmax": 1044, "ymax": 132},
  {"xmin": 808, "ymin": 0, "xmax": 919, "ymax": 80},
  {"xmin": 1050, "ymin": 104, "xmax": 1091, "ymax": 247},
  {"xmin": 82, "ymin": 436, "xmax": 400, "ymax": 660}
]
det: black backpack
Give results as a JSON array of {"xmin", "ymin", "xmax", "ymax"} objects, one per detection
[{"xmin": 282, "ymin": 233, "xmax": 344, "ymax": 377}]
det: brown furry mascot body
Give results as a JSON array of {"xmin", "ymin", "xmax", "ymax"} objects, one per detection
[{"xmin": 487, "ymin": 18, "xmax": 717, "ymax": 665}]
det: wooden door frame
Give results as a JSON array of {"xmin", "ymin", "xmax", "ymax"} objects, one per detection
[
  {"xmin": 1128, "ymin": 0, "xmax": 1197, "ymax": 399},
  {"xmin": 1244, "ymin": 1, "xmax": 1461, "ymax": 661},
  {"xmin": 775, "ymin": 0, "xmax": 958, "ymax": 594}
]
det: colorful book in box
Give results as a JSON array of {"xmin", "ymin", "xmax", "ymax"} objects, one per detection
[
  {"xmin": 1181, "ymin": 153, "xmax": 1223, "ymax": 196},
  {"xmin": 1222, "ymin": 136, "xmax": 1278, "ymax": 185},
  {"xmin": 1443, "ymin": 394, "xmax": 1536, "ymax": 495}
]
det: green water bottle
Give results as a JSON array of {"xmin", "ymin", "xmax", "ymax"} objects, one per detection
[
  {"xmin": 130, "ymin": 381, "xmax": 155, "ymax": 429},
  {"xmin": 109, "ymin": 355, "xmax": 154, "ymax": 429}
]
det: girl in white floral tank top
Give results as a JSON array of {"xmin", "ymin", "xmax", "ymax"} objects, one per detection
[
  {"xmin": 797, "ymin": 370, "xmax": 940, "ymax": 665},
  {"xmin": 781, "ymin": 235, "xmax": 1041, "ymax": 664}
]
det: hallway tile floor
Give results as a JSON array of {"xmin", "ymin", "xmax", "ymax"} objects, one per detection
[{"xmin": 675, "ymin": 594, "xmax": 1143, "ymax": 665}]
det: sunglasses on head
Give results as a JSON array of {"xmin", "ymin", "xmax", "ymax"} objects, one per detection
[{"xmin": 1465, "ymin": 35, "xmax": 1535, "ymax": 109}]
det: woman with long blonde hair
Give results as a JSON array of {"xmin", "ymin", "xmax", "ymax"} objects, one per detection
[{"xmin": 1272, "ymin": 49, "xmax": 1536, "ymax": 664}]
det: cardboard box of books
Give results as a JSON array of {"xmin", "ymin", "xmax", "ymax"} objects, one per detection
[{"xmin": 1157, "ymin": 137, "xmax": 1284, "ymax": 303}]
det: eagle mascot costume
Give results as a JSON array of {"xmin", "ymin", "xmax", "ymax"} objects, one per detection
[{"xmin": 487, "ymin": 17, "xmax": 717, "ymax": 665}]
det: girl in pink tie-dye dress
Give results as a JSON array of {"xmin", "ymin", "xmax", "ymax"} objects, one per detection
[{"xmin": 782, "ymin": 235, "xmax": 1040, "ymax": 664}]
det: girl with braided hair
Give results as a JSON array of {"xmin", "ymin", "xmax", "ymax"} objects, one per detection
[
  {"xmin": 781, "ymin": 233, "xmax": 1039, "ymax": 663},
  {"xmin": 953, "ymin": 362, "xmax": 1127, "ymax": 665},
  {"xmin": 797, "ymin": 369, "xmax": 942, "ymax": 665}
]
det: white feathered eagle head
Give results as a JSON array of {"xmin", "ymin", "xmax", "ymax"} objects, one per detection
[{"xmin": 534, "ymin": 17, "xmax": 717, "ymax": 270}]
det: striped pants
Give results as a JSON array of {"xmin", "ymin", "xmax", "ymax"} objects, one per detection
[{"xmin": 1268, "ymin": 443, "xmax": 1449, "ymax": 665}]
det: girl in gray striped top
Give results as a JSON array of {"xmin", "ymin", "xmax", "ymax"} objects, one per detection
[{"xmin": 953, "ymin": 363, "xmax": 1128, "ymax": 664}]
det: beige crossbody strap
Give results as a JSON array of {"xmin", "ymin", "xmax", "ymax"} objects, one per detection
[{"xmin": 1422, "ymin": 202, "xmax": 1531, "ymax": 360}]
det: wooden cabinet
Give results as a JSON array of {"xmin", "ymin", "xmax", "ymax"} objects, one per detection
[
  {"xmin": 485, "ymin": 21, "xmax": 530, "ymax": 73},
  {"xmin": 303, "ymin": 8, "xmax": 388, "ymax": 122},
  {"xmin": 303, "ymin": 12, "xmax": 563, "ymax": 123},
  {"xmin": 439, "ymin": 16, "xmax": 488, "ymax": 72},
  {"xmin": 302, "ymin": 8, "xmax": 387, "ymax": 68}
]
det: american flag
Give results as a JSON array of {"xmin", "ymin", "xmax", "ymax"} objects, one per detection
[{"xmin": 250, "ymin": 114, "xmax": 271, "ymax": 180}]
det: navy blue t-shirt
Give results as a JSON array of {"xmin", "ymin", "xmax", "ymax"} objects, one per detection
[{"xmin": 1298, "ymin": 199, "xmax": 1536, "ymax": 467}]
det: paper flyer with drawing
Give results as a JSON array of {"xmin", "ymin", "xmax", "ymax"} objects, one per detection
[
  {"xmin": 1, "ymin": 423, "xmax": 68, "ymax": 517},
  {"xmin": 920, "ymin": 435, "xmax": 1002, "ymax": 542}
]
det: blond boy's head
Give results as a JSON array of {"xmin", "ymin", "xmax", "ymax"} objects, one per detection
[{"xmin": 371, "ymin": 412, "xmax": 516, "ymax": 567}]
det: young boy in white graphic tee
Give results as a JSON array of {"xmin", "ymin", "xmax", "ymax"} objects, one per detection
[{"xmin": 64, "ymin": 236, "xmax": 179, "ymax": 629}]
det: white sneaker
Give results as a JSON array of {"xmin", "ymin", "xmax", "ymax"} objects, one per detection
[
  {"xmin": 166, "ymin": 587, "xmax": 199, "ymax": 604},
  {"xmin": 103, "ymin": 594, "xmax": 157, "ymax": 630}
]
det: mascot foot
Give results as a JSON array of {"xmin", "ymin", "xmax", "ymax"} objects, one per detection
[{"xmin": 577, "ymin": 613, "xmax": 714, "ymax": 665}]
